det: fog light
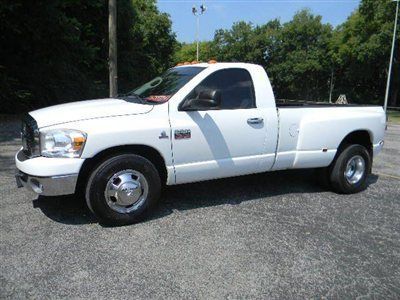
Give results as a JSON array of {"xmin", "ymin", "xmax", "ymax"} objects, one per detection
[{"xmin": 30, "ymin": 178, "xmax": 43, "ymax": 194}]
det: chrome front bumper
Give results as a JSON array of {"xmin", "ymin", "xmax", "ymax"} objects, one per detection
[{"xmin": 15, "ymin": 171, "xmax": 78, "ymax": 196}]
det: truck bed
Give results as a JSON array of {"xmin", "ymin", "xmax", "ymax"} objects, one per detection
[
  {"xmin": 276, "ymin": 99, "xmax": 379, "ymax": 108},
  {"xmin": 271, "ymin": 104, "xmax": 385, "ymax": 171}
]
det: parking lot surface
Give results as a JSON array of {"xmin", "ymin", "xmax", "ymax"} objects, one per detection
[{"xmin": 1, "ymin": 116, "xmax": 399, "ymax": 299}]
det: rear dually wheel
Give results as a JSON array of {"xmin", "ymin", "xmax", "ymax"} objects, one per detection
[{"xmin": 329, "ymin": 144, "xmax": 371, "ymax": 194}]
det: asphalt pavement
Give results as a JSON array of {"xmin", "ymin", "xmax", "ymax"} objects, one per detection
[{"xmin": 1, "ymin": 116, "xmax": 399, "ymax": 299}]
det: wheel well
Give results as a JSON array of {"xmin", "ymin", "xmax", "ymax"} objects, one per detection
[
  {"xmin": 337, "ymin": 130, "xmax": 373, "ymax": 157},
  {"xmin": 76, "ymin": 145, "xmax": 168, "ymax": 193}
]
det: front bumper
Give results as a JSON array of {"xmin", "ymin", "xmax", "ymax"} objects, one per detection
[
  {"xmin": 15, "ymin": 149, "xmax": 84, "ymax": 196},
  {"xmin": 15, "ymin": 171, "xmax": 78, "ymax": 196}
]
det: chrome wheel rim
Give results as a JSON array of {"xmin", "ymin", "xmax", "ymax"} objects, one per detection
[
  {"xmin": 344, "ymin": 155, "xmax": 365, "ymax": 185},
  {"xmin": 104, "ymin": 169, "xmax": 148, "ymax": 213}
]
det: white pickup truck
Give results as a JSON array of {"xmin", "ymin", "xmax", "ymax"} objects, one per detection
[{"xmin": 15, "ymin": 62, "xmax": 386, "ymax": 225}]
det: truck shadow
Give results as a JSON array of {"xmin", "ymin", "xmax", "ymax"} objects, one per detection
[
  {"xmin": 152, "ymin": 170, "xmax": 379, "ymax": 222},
  {"xmin": 33, "ymin": 170, "xmax": 379, "ymax": 226},
  {"xmin": 33, "ymin": 194, "xmax": 97, "ymax": 225}
]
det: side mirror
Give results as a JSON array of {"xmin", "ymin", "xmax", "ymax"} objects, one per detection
[{"xmin": 180, "ymin": 89, "xmax": 221, "ymax": 111}]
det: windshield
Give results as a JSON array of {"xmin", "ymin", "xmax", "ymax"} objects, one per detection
[{"xmin": 122, "ymin": 66, "xmax": 205, "ymax": 104}]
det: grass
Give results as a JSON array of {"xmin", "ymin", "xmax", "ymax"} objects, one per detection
[{"xmin": 388, "ymin": 110, "xmax": 400, "ymax": 124}]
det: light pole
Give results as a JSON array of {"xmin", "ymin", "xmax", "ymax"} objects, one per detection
[
  {"xmin": 384, "ymin": 0, "xmax": 399, "ymax": 113},
  {"xmin": 329, "ymin": 68, "xmax": 334, "ymax": 103},
  {"xmin": 192, "ymin": 4, "xmax": 206, "ymax": 61}
]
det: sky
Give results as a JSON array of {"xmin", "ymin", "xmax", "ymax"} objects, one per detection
[{"xmin": 157, "ymin": 0, "xmax": 361, "ymax": 43}]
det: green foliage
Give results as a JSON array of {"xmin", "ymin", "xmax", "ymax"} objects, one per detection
[
  {"xmin": 212, "ymin": 20, "xmax": 281, "ymax": 65},
  {"xmin": 269, "ymin": 10, "xmax": 333, "ymax": 100},
  {"xmin": 0, "ymin": 0, "xmax": 176, "ymax": 113},
  {"xmin": 387, "ymin": 110, "xmax": 400, "ymax": 124},
  {"xmin": 117, "ymin": 0, "xmax": 176, "ymax": 92},
  {"xmin": 213, "ymin": 21, "xmax": 258, "ymax": 62},
  {"xmin": 209, "ymin": 11, "xmax": 333, "ymax": 101},
  {"xmin": 173, "ymin": 41, "xmax": 216, "ymax": 63},
  {"xmin": 330, "ymin": 0, "xmax": 399, "ymax": 105}
]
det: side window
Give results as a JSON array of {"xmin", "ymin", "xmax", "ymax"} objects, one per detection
[{"xmin": 184, "ymin": 68, "xmax": 256, "ymax": 110}]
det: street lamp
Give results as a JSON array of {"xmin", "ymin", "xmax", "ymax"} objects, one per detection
[
  {"xmin": 192, "ymin": 4, "xmax": 206, "ymax": 61},
  {"xmin": 384, "ymin": 0, "xmax": 399, "ymax": 113}
]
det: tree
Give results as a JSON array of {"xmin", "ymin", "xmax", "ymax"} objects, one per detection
[
  {"xmin": 0, "ymin": 1, "xmax": 106, "ymax": 113},
  {"xmin": 210, "ymin": 20, "xmax": 281, "ymax": 66},
  {"xmin": 213, "ymin": 21, "xmax": 256, "ymax": 62},
  {"xmin": 173, "ymin": 41, "xmax": 216, "ymax": 63},
  {"xmin": 209, "ymin": 12, "xmax": 333, "ymax": 101},
  {"xmin": 269, "ymin": 10, "xmax": 333, "ymax": 101},
  {"xmin": 0, "ymin": 0, "xmax": 176, "ymax": 114},
  {"xmin": 117, "ymin": 0, "xmax": 176, "ymax": 92},
  {"xmin": 330, "ymin": 0, "xmax": 399, "ymax": 105}
]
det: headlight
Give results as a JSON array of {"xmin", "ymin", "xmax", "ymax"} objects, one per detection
[{"xmin": 40, "ymin": 129, "xmax": 87, "ymax": 158}]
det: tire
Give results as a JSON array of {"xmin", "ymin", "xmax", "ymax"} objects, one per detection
[
  {"xmin": 329, "ymin": 144, "xmax": 371, "ymax": 194},
  {"xmin": 85, "ymin": 154, "xmax": 161, "ymax": 226}
]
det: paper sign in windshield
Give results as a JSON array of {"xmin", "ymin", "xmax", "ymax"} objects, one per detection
[{"xmin": 145, "ymin": 95, "xmax": 171, "ymax": 103}]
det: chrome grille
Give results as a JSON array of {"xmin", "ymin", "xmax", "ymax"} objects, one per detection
[{"xmin": 21, "ymin": 114, "xmax": 39, "ymax": 157}]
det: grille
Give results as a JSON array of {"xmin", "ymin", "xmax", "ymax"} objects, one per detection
[{"xmin": 21, "ymin": 114, "xmax": 39, "ymax": 157}]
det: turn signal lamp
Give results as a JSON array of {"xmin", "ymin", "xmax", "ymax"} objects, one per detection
[{"xmin": 73, "ymin": 136, "xmax": 86, "ymax": 151}]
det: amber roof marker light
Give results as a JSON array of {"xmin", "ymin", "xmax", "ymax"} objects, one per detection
[{"xmin": 175, "ymin": 60, "xmax": 216, "ymax": 67}]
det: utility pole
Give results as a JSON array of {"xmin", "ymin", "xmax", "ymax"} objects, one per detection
[
  {"xmin": 109, "ymin": 0, "xmax": 117, "ymax": 98},
  {"xmin": 384, "ymin": 0, "xmax": 399, "ymax": 113},
  {"xmin": 192, "ymin": 4, "xmax": 206, "ymax": 61}
]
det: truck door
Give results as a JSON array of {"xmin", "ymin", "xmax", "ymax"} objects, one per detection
[{"xmin": 169, "ymin": 68, "xmax": 275, "ymax": 184}]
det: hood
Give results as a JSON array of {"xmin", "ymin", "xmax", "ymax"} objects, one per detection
[{"xmin": 29, "ymin": 98, "xmax": 153, "ymax": 128}]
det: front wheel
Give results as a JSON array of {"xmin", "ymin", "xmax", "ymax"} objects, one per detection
[
  {"xmin": 85, "ymin": 154, "xmax": 161, "ymax": 225},
  {"xmin": 329, "ymin": 144, "xmax": 371, "ymax": 194}
]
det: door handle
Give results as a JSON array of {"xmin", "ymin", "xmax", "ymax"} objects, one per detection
[{"xmin": 247, "ymin": 117, "xmax": 264, "ymax": 124}]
